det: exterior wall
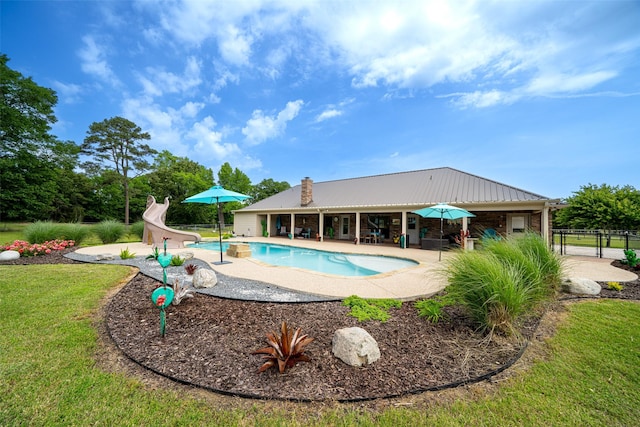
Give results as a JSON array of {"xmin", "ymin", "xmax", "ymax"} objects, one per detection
[{"xmin": 234, "ymin": 212, "xmax": 258, "ymax": 237}]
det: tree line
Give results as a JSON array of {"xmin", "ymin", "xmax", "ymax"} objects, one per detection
[
  {"xmin": 0, "ymin": 54, "xmax": 289, "ymax": 225},
  {"xmin": 2, "ymin": 54, "xmax": 639, "ymax": 230}
]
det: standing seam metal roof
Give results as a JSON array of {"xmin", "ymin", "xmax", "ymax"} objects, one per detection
[{"xmin": 240, "ymin": 167, "xmax": 551, "ymax": 211}]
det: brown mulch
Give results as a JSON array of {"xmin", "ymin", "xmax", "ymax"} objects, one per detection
[{"xmin": 2, "ymin": 249, "xmax": 639, "ymax": 403}]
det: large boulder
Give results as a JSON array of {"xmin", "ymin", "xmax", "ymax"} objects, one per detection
[
  {"xmin": 192, "ymin": 268, "xmax": 217, "ymax": 289},
  {"xmin": 0, "ymin": 250, "xmax": 20, "ymax": 261},
  {"xmin": 332, "ymin": 327, "xmax": 380, "ymax": 367},
  {"xmin": 562, "ymin": 277, "xmax": 601, "ymax": 295}
]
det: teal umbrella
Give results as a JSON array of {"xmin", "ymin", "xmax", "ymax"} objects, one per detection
[
  {"xmin": 413, "ymin": 203, "xmax": 475, "ymax": 261},
  {"xmin": 183, "ymin": 186, "xmax": 250, "ymax": 264}
]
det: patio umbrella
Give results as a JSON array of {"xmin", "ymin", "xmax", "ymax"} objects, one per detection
[
  {"xmin": 412, "ymin": 203, "xmax": 475, "ymax": 261},
  {"xmin": 183, "ymin": 186, "xmax": 250, "ymax": 264}
]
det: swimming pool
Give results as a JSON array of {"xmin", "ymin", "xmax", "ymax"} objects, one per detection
[{"xmin": 192, "ymin": 242, "xmax": 418, "ymax": 277}]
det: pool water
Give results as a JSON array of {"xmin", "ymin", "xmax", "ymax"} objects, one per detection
[{"xmin": 192, "ymin": 242, "xmax": 418, "ymax": 277}]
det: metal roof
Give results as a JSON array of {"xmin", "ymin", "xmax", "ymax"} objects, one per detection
[{"xmin": 240, "ymin": 167, "xmax": 552, "ymax": 212}]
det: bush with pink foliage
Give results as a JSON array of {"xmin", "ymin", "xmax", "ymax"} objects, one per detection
[{"xmin": 2, "ymin": 240, "xmax": 75, "ymax": 257}]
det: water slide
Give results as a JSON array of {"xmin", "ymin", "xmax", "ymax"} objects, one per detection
[{"xmin": 142, "ymin": 195, "xmax": 202, "ymax": 249}]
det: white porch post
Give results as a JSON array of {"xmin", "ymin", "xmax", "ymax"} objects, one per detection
[
  {"xmin": 401, "ymin": 211, "xmax": 407, "ymax": 245},
  {"xmin": 355, "ymin": 212, "xmax": 361, "ymax": 244},
  {"xmin": 319, "ymin": 212, "xmax": 324, "ymax": 242},
  {"xmin": 267, "ymin": 214, "xmax": 271, "ymax": 238},
  {"xmin": 462, "ymin": 217, "xmax": 469, "ymax": 249},
  {"xmin": 542, "ymin": 205, "xmax": 550, "ymax": 244},
  {"xmin": 290, "ymin": 213, "xmax": 295, "ymax": 238}
]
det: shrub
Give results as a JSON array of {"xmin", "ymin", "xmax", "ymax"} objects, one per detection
[
  {"xmin": 129, "ymin": 221, "xmax": 145, "ymax": 240},
  {"xmin": 2, "ymin": 239, "xmax": 75, "ymax": 257},
  {"xmin": 24, "ymin": 221, "xmax": 63, "ymax": 244},
  {"xmin": 445, "ymin": 248, "xmax": 548, "ymax": 335},
  {"xmin": 93, "ymin": 220, "xmax": 126, "ymax": 244},
  {"xmin": 170, "ymin": 255, "xmax": 185, "ymax": 266},
  {"xmin": 415, "ymin": 294, "xmax": 454, "ymax": 323},
  {"xmin": 119, "ymin": 247, "xmax": 136, "ymax": 259},
  {"xmin": 57, "ymin": 223, "xmax": 92, "ymax": 246},
  {"xmin": 607, "ymin": 281, "xmax": 624, "ymax": 291},
  {"xmin": 342, "ymin": 295, "xmax": 402, "ymax": 323},
  {"xmin": 623, "ymin": 249, "xmax": 638, "ymax": 268},
  {"xmin": 513, "ymin": 232, "xmax": 564, "ymax": 291}
]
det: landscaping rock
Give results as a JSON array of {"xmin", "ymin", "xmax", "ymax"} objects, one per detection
[
  {"xmin": 95, "ymin": 253, "xmax": 115, "ymax": 261},
  {"xmin": 176, "ymin": 251, "xmax": 194, "ymax": 260},
  {"xmin": 563, "ymin": 277, "xmax": 601, "ymax": 295},
  {"xmin": 192, "ymin": 268, "xmax": 218, "ymax": 288},
  {"xmin": 0, "ymin": 250, "xmax": 20, "ymax": 261},
  {"xmin": 332, "ymin": 327, "xmax": 380, "ymax": 367}
]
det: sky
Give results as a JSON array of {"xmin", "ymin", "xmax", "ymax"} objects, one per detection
[{"xmin": 2, "ymin": 0, "xmax": 640, "ymax": 200}]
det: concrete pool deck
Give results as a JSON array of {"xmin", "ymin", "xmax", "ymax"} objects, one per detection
[{"xmin": 73, "ymin": 237, "xmax": 638, "ymax": 301}]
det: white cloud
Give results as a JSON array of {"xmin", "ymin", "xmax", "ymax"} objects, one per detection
[
  {"xmin": 315, "ymin": 109, "xmax": 342, "ymax": 123},
  {"xmin": 524, "ymin": 71, "xmax": 618, "ymax": 95},
  {"xmin": 137, "ymin": 56, "xmax": 202, "ymax": 97},
  {"xmin": 77, "ymin": 35, "xmax": 120, "ymax": 86},
  {"xmin": 52, "ymin": 81, "xmax": 83, "ymax": 104},
  {"xmin": 242, "ymin": 100, "xmax": 304, "ymax": 145},
  {"xmin": 190, "ymin": 116, "xmax": 241, "ymax": 159}
]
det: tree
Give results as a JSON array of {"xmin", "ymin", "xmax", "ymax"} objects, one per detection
[
  {"xmin": 216, "ymin": 162, "xmax": 252, "ymax": 227},
  {"xmin": 0, "ymin": 54, "xmax": 57, "ymax": 156},
  {"xmin": 554, "ymin": 183, "xmax": 640, "ymax": 246},
  {"xmin": 146, "ymin": 151, "xmax": 214, "ymax": 224},
  {"xmin": 0, "ymin": 54, "xmax": 74, "ymax": 221},
  {"xmin": 251, "ymin": 178, "xmax": 291, "ymax": 202},
  {"xmin": 82, "ymin": 116, "xmax": 157, "ymax": 224}
]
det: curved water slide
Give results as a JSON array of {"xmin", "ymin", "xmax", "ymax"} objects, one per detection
[{"xmin": 142, "ymin": 196, "xmax": 202, "ymax": 249}]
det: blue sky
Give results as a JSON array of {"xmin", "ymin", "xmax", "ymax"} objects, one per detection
[{"xmin": 2, "ymin": 0, "xmax": 639, "ymax": 200}]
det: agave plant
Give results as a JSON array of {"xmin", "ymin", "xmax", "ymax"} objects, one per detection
[
  {"xmin": 172, "ymin": 279, "xmax": 195, "ymax": 305},
  {"xmin": 252, "ymin": 321, "xmax": 314, "ymax": 373},
  {"xmin": 184, "ymin": 263, "xmax": 198, "ymax": 275}
]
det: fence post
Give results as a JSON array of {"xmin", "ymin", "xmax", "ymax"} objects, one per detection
[
  {"xmin": 597, "ymin": 231, "xmax": 603, "ymax": 258},
  {"xmin": 625, "ymin": 231, "xmax": 629, "ymax": 252}
]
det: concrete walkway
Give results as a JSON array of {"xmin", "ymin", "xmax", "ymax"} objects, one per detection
[{"xmin": 73, "ymin": 237, "xmax": 637, "ymax": 301}]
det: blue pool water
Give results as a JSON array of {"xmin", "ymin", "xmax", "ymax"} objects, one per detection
[{"xmin": 191, "ymin": 242, "xmax": 418, "ymax": 277}]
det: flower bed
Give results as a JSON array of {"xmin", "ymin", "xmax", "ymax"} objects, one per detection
[{"xmin": 2, "ymin": 239, "xmax": 75, "ymax": 257}]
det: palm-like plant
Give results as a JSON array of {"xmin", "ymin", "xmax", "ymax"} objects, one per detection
[{"xmin": 252, "ymin": 322, "xmax": 314, "ymax": 373}]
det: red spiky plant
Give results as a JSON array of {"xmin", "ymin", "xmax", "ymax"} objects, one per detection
[{"xmin": 252, "ymin": 321, "xmax": 314, "ymax": 373}]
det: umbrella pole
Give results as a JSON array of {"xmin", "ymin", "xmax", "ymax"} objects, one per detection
[
  {"xmin": 217, "ymin": 199, "xmax": 223, "ymax": 264},
  {"xmin": 439, "ymin": 215, "xmax": 443, "ymax": 261}
]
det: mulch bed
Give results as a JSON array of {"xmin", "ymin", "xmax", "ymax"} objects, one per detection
[{"xmin": 2, "ymin": 249, "xmax": 639, "ymax": 402}]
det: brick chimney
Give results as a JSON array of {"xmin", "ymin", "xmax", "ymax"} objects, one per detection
[{"xmin": 301, "ymin": 177, "xmax": 313, "ymax": 206}]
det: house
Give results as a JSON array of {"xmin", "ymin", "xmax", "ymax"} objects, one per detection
[{"xmin": 233, "ymin": 167, "xmax": 561, "ymax": 248}]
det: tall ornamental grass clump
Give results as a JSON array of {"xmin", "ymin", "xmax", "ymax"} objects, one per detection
[
  {"xmin": 445, "ymin": 233, "xmax": 563, "ymax": 335},
  {"xmin": 57, "ymin": 223, "xmax": 92, "ymax": 245},
  {"xmin": 129, "ymin": 221, "xmax": 145, "ymax": 240},
  {"xmin": 93, "ymin": 220, "xmax": 126, "ymax": 244},
  {"xmin": 512, "ymin": 232, "xmax": 564, "ymax": 290},
  {"xmin": 24, "ymin": 221, "xmax": 63, "ymax": 243},
  {"xmin": 23, "ymin": 222, "xmax": 93, "ymax": 245}
]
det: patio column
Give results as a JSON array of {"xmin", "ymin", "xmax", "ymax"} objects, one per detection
[
  {"xmin": 319, "ymin": 211, "xmax": 324, "ymax": 242},
  {"xmin": 542, "ymin": 205, "xmax": 550, "ymax": 244},
  {"xmin": 355, "ymin": 212, "xmax": 361, "ymax": 244},
  {"xmin": 462, "ymin": 217, "xmax": 469, "ymax": 250},
  {"xmin": 401, "ymin": 211, "xmax": 407, "ymax": 236},
  {"xmin": 290, "ymin": 213, "xmax": 295, "ymax": 238},
  {"xmin": 267, "ymin": 215, "xmax": 271, "ymax": 238}
]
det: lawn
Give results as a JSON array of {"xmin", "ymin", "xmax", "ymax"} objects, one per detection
[{"xmin": 1, "ymin": 263, "xmax": 639, "ymax": 426}]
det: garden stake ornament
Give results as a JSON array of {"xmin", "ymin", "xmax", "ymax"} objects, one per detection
[{"xmin": 150, "ymin": 237, "xmax": 174, "ymax": 337}]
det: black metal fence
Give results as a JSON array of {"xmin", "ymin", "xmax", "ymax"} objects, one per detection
[{"xmin": 552, "ymin": 229, "xmax": 640, "ymax": 258}]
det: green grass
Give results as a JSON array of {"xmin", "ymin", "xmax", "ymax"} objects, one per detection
[{"xmin": 1, "ymin": 265, "xmax": 639, "ymax": 426}]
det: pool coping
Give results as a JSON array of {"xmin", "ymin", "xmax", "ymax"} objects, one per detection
[{"xmin": 70, "ymin": 237, "xmax": 449, "ymax": 301}]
